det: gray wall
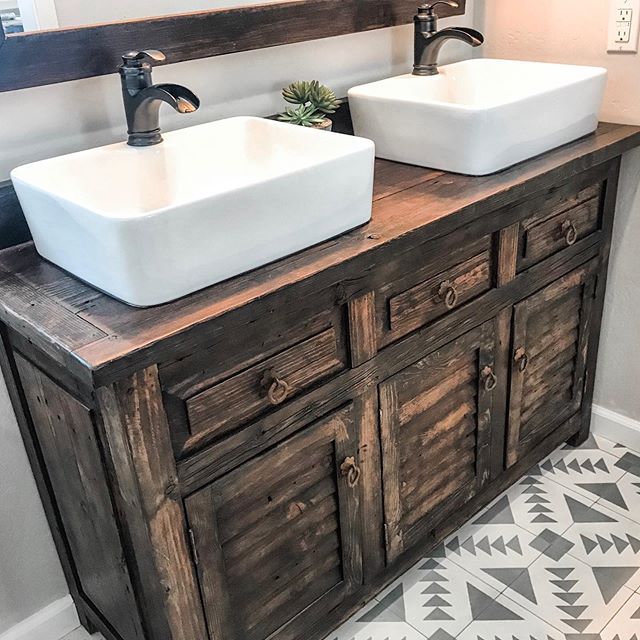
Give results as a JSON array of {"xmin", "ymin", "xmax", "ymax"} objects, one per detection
[
  {"xmin": 0, "ymin": 5, "xmax": 477, "ymax": 633},
  {"xmin": 0, "ymin": 373, "xmax": 68, "ymax": 632}
]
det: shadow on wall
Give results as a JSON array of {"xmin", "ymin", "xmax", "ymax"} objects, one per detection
[{"xmin": 0, "ymin": 370, "xmax": 68, "ymax": 634}]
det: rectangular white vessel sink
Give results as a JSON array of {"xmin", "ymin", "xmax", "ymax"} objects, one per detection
[
  {"xmin": 349, "ymin": 58, "xmax": 607, "ymax": 176},
  {"xmin": 12, "ymin": 117, "xmax": 375, "ymax": 307}
]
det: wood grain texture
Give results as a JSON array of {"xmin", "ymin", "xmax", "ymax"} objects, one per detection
[
  {"xmin": 0, "ymin": 0, "xmax": 465, "ymax": 92},
  {"xmin": 15, "ymin": 355, "xmax": 145, "ymax": 640},
  {"xmin": 0, "ymin": 124, "xmax": 637, "ymax": 387},
  {"xmin": 186, "ymin": 326, "xmax": 346, "ymax": 442},
  {"xmin": 96, "ymin": 366, "xmax": 207, "ymax": 640},
  {"xmin": 380, "ymin": 321, "xmax": 498, "ymax": 562},
  {"xmin": 519, "ymin": 183, "xmax": 603, "ymax": 270},
  {"xmin": 185, "ymin": 404, "xmax": 362, "ymax": 640},
  {"xmin": 505, "ymin": 261, "xmax": 598, "ymax": 467},
  {"xmin": 348, "ymin": 292, "xmax": 378, "ymax": 367},
  {"xmin": 0, "ymin": 328, "xmax": 102, "ymax": 634},
  {"xmin": 0, "ymin": 134, "xmax": 633, "ymax": 640},
  {"xmin": 570, "ymin": 158, "xmax": 622, "ymax": 446}
]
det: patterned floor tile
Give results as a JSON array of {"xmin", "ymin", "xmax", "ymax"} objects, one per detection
[
  {"xmin": 590, "ymin": 467, "xmax": 640, "ymax": 526},
  {"xmin": 323, "ymin": 596, "xmax": 427, "ymax": 640},
  {"xmin": 562, "ymin": 502, "xmax": 640, "ymax": 592},
  {"xmin": 374, "ymin": 557, "xmax": 504, "ymax": 639},
  {"xmin": 600, "ymin": 590, "xmax": 640, "ymax": 640},
  {"xmin": 530, "ymin": 446, "xmax": 626, "ymax": 504},
  {"xmin": 456, "ymin": 593, "xmax": 565, "ymax": 640},
  {"xmin": 493, "ymin": 472, "xmax": 600, "ymax": 538},
  {"xmin": 433, "ymin": 518, "xmax": 551, "ymax": 595},
  {"xmin": 497, "ymin": 549, "xmax": 636, "ymax": 634},
  {"xmin": 561, "ymin": 434, "xmax": 631, "ymax": 460}
]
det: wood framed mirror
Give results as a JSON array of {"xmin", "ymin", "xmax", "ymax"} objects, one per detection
[{"xmin": 0, "ymin": 0, "xmax": 465, "ymax": 92}]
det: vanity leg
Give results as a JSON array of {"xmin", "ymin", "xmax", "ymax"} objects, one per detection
[{"xmin": 77, "ymin": 607, "xmax": 99, "ymax": 635}]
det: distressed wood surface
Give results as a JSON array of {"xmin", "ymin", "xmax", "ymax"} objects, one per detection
[
  {"xmin": 0, "ymin": 0, "xmax": 466, "ymax": 92},
  {"xmin": 96, "ymin": 367, "xmax": 208, "ymax": 640},
  {"xmin": 15, "ymin": 355, "xmax": 145, "ymax": 640},
  {"xmin": 0, "ymin": 130, "xmax": 633, "ymax": 640},
  {"xmin": 380, "ymin": 321, "xmax": 497, "ymax": 561},
  {"xmin": 505, "ymin": 261, "xmax": 598, "ymax": 467},
  {"xmin": 0, "ymin": 123, "xmax": 638, "ymax": 386},
  {"xmin": 185, "ymin": 403, "xmax": 363, "ymax": 640}
]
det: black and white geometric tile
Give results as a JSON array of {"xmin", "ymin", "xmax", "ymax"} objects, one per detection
[
  {"xmin": 324, "ymin": 434, "xmax": 640, "ymax": 640},
  {"xmin": 324, "ymin": 595, "xmax": 427, "ymax": 640},
  {"xmin": 498, "ymin": 548, "xmax": 635, "ymax": 633},
  {"xmin": 562, "ymin": 502, "xmax": 640, "ymax": 592},
  {"xmin": 372, "ymin": 557, "xmax": 508, "ymax": 638},
  {"xmin": 532, "ymin": 447, "xmax": 627, "ymax": 502},
  {"xmin": 491, "ymin": 470, "xmax": 604, "ymax": 537}
]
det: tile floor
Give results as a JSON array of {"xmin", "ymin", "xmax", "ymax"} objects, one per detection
[{"xmin": 62, "ymin": 434, "xmax": 640, "ymax": 640}]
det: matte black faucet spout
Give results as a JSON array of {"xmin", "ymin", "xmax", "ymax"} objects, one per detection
[
  {"xmin": 413, "ymin": 1, "xmax": 484, "ymax": 76},
  {"xmin": 119, "ymin": 50, "xmax": 201, "ymax": 147}
]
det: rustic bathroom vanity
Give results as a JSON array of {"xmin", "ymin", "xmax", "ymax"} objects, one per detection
[{"xmin": 1, "ymin": 123, "xmax": 639, "ymax": 640}]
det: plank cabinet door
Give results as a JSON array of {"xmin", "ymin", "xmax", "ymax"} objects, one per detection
[
  {"xmin": 506, "ymin": 261, "xmax": 598, "ymax": 467},
  {"xmin": 185, "ymin": 404, "xmax": 363, "ymax": 640},
  {"xmin": 379, "ymin": 321, "xmax": 499, "ymax": 563}
]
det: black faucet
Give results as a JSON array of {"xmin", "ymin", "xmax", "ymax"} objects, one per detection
[
  {"xmin": 413, "ymin": 1, "xmax": 484, "ymax": 76},
  {"xmin": 119, "ymin": 50, "xmax": 201, "ymax": 147}
]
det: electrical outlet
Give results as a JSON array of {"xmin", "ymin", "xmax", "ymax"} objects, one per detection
[
  {"xmin": 608, "ymin": 0, "xmax": 640, "ymax": 52},
  {"xmin": 618, "ymin": 8, "xmax": 633, "ymax": 21},
  {"xmin": 616, "ymin": 22, "xmax": 632, "ymax": 42}
]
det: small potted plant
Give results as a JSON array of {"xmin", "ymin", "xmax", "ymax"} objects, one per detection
[{"xmin": 278, "ymin": 80, "xmax": 340, "ymax": 131}]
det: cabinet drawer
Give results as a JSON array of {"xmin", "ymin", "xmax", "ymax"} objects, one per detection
[
  {"xmin": 377, "ymin": 234, "xmax": 494, "ymax": 347},
  {"xmin": 518, "ymin": 183, "xmax": 603, "ymax": 271},
  {"xmin": 186, "ymin": 327, "xmax": 345, "ymax": 441},
  {"xmin": 161, "ymin": 295, "xmax": 349, "ymax": 456}
]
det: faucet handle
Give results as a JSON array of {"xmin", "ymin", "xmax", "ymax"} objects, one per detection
[
  {"xmin": 121, "ymin": 50, "xmax": 166, "ymax": 67},
  {"xmin": 418, "ymin": 0, "xmax": 459, "ymax": 15}
]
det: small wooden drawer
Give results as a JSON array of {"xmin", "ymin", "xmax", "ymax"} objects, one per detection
[
  {"xmin": 161, "ymin": 297, "xmax": 349, "ymax": 456},
  {"xmin": 186, "ymin": 328, "xmax": 345, "ymax": 441},
  {"xmin": 517, "ymin": 183, "xmax": 603, "ymax": 272},
  {"xmin": 376, "ymin": 234, "xmax": 494, "ymax": 347}
]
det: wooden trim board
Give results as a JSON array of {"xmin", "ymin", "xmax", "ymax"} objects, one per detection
[{"xmin": 0, "ymin": 0, "xmax": 465, "ymax": 92}]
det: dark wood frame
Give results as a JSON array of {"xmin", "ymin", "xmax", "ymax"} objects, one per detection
[{"xmin": 0, "ymin": 0, "xmax": 465, "ymax": 92}]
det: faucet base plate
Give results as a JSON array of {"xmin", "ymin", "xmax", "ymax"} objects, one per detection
[{"xmin": 127, "ymin": 129, "xmax": 163, "ymax": 147}]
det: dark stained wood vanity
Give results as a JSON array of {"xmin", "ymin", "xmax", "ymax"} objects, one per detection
[{"xmin": 1, "ymin": 122, "xmax": 639, "ymax": 640}]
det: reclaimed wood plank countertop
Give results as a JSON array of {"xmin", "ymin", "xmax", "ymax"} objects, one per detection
[{"xmin": 1, "ymin": 122, "xmax": 639, "ymax": 386}]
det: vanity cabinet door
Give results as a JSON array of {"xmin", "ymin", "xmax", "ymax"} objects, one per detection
[
  {"xmin": 184, "ymin": 404, "xmax": 363, "ymax": 640},
  {"xmin": 379, "ymin": 321, "xmax": 499, "ymax": 563},
  {"xmin": 505, "ymin": 261, "xmax": 598, "ymax": 467}
]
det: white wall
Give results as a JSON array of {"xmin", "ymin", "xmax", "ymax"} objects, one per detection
[
  {"xmin": 0, "ymin": 5, "xmax": 477, "ymax": 634},
  {"xmin": 476, "ymin": 0, "xmax": 640, "ymax": 423}
]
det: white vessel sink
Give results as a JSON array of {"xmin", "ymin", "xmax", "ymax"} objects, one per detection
[
  {"xmin": 11, "ymin": 117, "xmax": 375, "ymax": 307},
  {"xmin": 349, "ymin": 58, "xmax": 607, "ymax": 176}
]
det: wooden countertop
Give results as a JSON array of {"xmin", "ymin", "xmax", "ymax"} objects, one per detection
[{"xmin": 2, "ymin": 122, "xmax": 639, "ymax": 386}]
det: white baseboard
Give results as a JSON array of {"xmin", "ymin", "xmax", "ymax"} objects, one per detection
[
  {"xmin": 0, "ymin": 596, "xmax": 79, "ymax": 640},
  {"xmin": 591, "ymin": 404, "xmax": 640, "ymax": 453}
]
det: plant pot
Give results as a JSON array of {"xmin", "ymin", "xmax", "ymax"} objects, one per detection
[{"xmin": 313, "ymin": 118, "xmax": 333, "ymax": 132}]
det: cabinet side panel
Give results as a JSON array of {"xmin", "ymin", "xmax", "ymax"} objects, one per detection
[{"xmin": 15, "ymin": 354, "xmax": 144, "ymax": 640}]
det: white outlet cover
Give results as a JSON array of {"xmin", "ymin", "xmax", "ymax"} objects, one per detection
[{"xmin": 608, "ymin": 0, "xmax": 640, "ymax": 52}]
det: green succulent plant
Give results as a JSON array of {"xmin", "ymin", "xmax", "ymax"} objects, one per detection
[{"xmin": 278, "ymin": 80, "xmax": 340, "ymax": 127}]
